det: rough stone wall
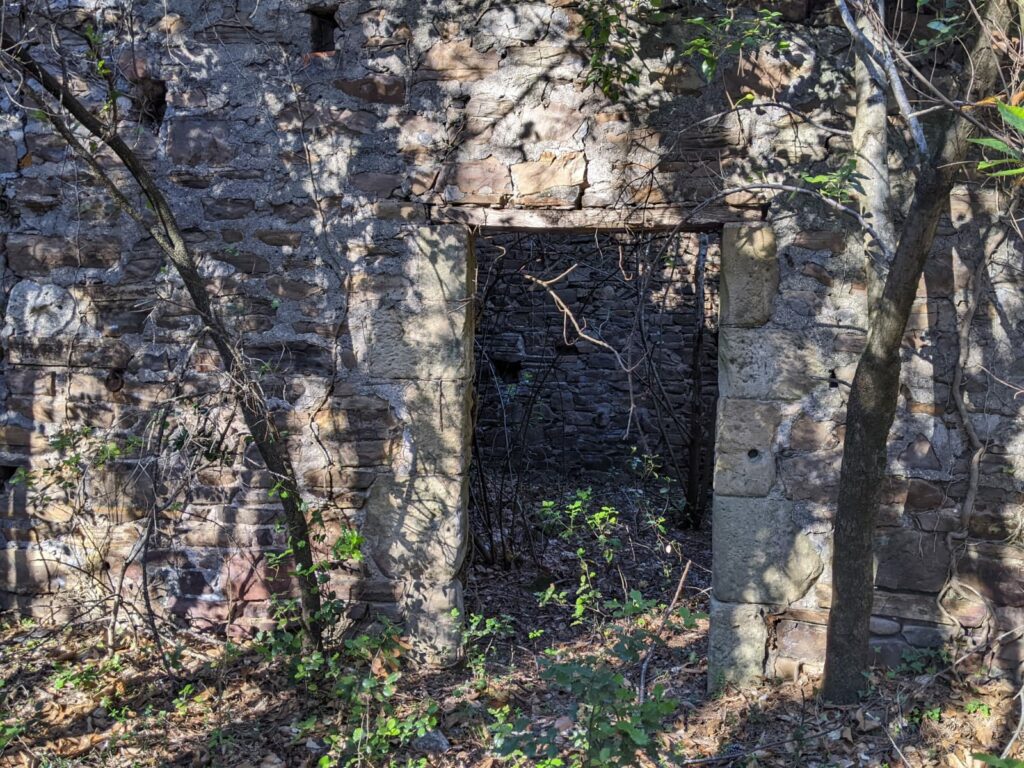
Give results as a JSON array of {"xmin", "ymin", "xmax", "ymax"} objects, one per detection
[
  {"xmin": 0, "ymin": 0, "xmax": 1021, "ymax": 681},
  {"xmin": 473, "ymin": 230, "xmax": 719, "ymax": 488}
]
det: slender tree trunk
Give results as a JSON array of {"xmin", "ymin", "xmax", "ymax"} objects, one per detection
[
  {"xmin": 823, "ymin": 0, "xmax": 1008, "ymax": 702},
  {"xmin": 2, "ymin": 32, "xmax": 325, "ymax": 647}
]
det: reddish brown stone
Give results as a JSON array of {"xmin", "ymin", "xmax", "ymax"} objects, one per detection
[
  {"xmin": 167, "ymin": 119, "xmax": 232, "ymax": 164},
  {"xmin": 256, "ymin": 230, "xmax": 302, "ymax": 247},
  {"xmin": 203, "ymin": 198, "xmax": 255, "ymax": 220},
  {"xmin": 352, "ymin": 172, "xmax": 402, "ymax": 196},
  {"xmin": 6, "ymin": 234, "xmax": 121, "ymax": 276},
  {"xmin": 875, "ymin": 530, "xmax": 951, "ymax": 592},
  {"xmin": 334, "ymin": 75, "xmax": 406, "ymax": 104},
  {"xmin": 439, "ymin": 156, "xmax": 513, "ymax": 205},
  {"xmin": 420, "ymin": 40, "xmax": 499, "ymax": 81}
]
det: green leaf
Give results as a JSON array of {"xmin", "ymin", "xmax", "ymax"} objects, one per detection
[
  {"xmin": 978, "ymin": 159, "xmax": 1020, "ymax": 170},
  {"xmin": 969, "ymin": 137, "xmax": 1021, "ymax": 157},
  {"xmin": 997, "ymin": 101, "xmax": 1024, "ymax": 135},
  {"xmin": 987, "ymin": 166, "xmax": 1024, "ymax": 177}
]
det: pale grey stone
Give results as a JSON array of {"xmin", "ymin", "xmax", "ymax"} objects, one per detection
[
  {"xmin": 713, "ymin": 496, "xmax": 823, "ymax": 605},
  {"xmin": 719, "ymin": 327, "xmax": 829, "ymax": 400},
  {"xmin": 708, "ymin": 598, "xmax": 768, "ymax": 690},
  {"xmin": 714, "ymin": 399, "xmax": 782, "ymax": 497},
  {"xmin": 4, "ymin": 281, "xmax": 77, "ymax": 338},
  {"xmin": 720, "ymin": 223, "xmax": 779, "ymax": 327}
]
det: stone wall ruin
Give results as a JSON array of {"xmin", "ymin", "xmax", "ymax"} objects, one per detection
[{"xmin": 1, "ymin": 0, "xmax": 1023, "ymax": 682}]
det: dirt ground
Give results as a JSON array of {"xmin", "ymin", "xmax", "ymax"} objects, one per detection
[{"xmin": 0, "ymin": 480, "xmax": 1021, "ymax": 767}]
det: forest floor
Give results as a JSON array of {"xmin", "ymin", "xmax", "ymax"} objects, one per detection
[{"xmin": 0, "ymin": 479, "xmax": 1021, "ymax": 767}]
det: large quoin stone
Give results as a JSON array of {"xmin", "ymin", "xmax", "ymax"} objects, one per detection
[
  {"xmin": 714, "ymin": 398, "xmax": 781, "ymax": 497},
  {"xmin": 713, "ymin": 496, "xmax": 822, "ymax": 605},
  {"xmin": 720, "ymin": 223, "xmax": 778, "ymax": 327},
  {"xmin": 708, "ymin": 599, "xmax": 768, "ymax": 689},
  {"xmin": 719, "ymin": 328, "xmax": 828, "ymax": 400}
]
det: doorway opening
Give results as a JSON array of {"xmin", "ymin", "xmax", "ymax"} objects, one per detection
[{"xmin": 468, "ymin": 230, "xmax": 720, "ymax": 569}]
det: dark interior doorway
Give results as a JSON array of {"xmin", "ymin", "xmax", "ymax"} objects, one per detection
[{"xmin": 468, "ymin": 230, "xmax": 720, "ymax": 567}]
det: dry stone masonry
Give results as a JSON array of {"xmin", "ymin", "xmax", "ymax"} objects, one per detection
[
  {"xmin": 1, "ymin": 0, "xmax": 1022, "ymax": 682},
  {"xmin": 473, "ymin": 230, "xmax": 718, "ymax": 499}
]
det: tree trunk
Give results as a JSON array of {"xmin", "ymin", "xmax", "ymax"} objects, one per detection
[{"xmin": 823, "ymin": 0, "xmax": 1008, "ymax": 703}]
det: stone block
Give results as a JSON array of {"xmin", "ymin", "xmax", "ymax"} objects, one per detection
[
  {"xmin": 720, "ymin": 223, "xmax": 778, "ymax": 327},
  {"xmin": 511, "ymin": 151, "xmax": 585, "ymax": 207},
  {"xmin": 361, "ymin": 473, "xmax": 467, "ymax": 584},
  {"xmin": 713, "ymin": 496, "xmax": 822, "ymax": 605},
  {"xmin": 708, "ymin": 598, "xmax": 768, "ymax": 689},
  {"xmin": 348, "ymin": 227, "xmax": 471, "ymax": 379},
  {"xmin": 390, "ymin": 380, "xmax": 473, "ymax": 477},
  {"xmin": 957, "ymin": 541, "xmax": 1024, "ymax": 607},
  {"xmin": 203, "ymin": 199, "xmax": 255, "ymax": 220},
  {"xmin": 420, "ymin": 40, "xmax": 499, "ymax": 81},
  {"xmin": 0, "ymin": 135, "xmax": 17, "ymax": 172},
  {"xmin": 4, "ymin": 281, "xmax": 77, "ymax": 337},
  {"xmin": 439, "ymin": 157, "xmax": 513, "ymax": 205},
  {"xmin": 901, "ymin": 622, "xmax": 960, "ymax": 648},
  {"xmin": 402, "ymin": 579, "xmax": 463, "ymax": 666},
  {"xmin": 775, "ymin": 619, "xmax": 826, "ymax": 661},
  {"xmin": 167, "ymin": 119, "xmax": 232, "ymax": 164},
  {"xmin": 85, "ymin": 461, "xmax": 157, "ymax": 523},
  {"xmin": 0, "ymin": 548, "xmax": 67, "ymax": 594},
  {"xmin": 719, "ymin": 328, "xmax": 829, "ymax": 400},
  {"xmin": 874, "ymin": 530, "xmax": 951, "ymax": 593},
  {"xmin": 334, "ymin": 75, "xmax": 405, "ymax": 104},
  {"xmin": 789, "ymin": 415, "xmax": 839, "ymax": 451},
  {"xmin": 5, "ymin": 338, "xmax": 132, "ymax": 368},
  {"xmin": 6, "ymin": 234, "xmax": 121, "ymax": 276},
  {"xmin": 714, "ymin": 399, "xmax": 781, "ymax": 497},
  {"xmin": 779, "ymin": 450, "xmax": 841, "ymax": 503}
]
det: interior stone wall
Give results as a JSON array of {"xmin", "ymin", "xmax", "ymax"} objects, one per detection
[
  {"xmin": 472, "ymin": 230, "xmax": 719, "ymax": 492},
  {"xmin": 1, "ymin": 0, "xmax": 1022, "ymax": 681}
]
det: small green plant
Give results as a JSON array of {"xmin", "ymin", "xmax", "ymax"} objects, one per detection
[
  {"xmin": 52, "ymin": 656, "xmax": 119, "ymax": 691},
  {"xmin": 257, "ymin": 620, "xmax": 439, "ymax": 768},
  {"xmin": 494, "ymin": 626, "xmax": 676, "ymax": 767},
  {"xmin": 908, "ymin": 705, "xmax": 941, "ymax": 724},
  {"xmin": 536, "ymin": 583, "xmax": 569, "ymax": 608},
  {"xmin": 893, "ymin": 647, "xmax": 949, "ymax": 676},
  {"xmin": 579, "ymin": 0, "xmax": 668, "ymax": 99},
  {"xmin": 539, "ymin": 488, "xmax": 593, "ymax": 538},
  {"xmin": 572, "ymin": 551, "xmax": 602, "ymax": 625},
  {"xmin": 0, "ymin": 722, "xmax": 24, "ymax": 752},
  {"xmin": 970, "ymin": 102, "xmax": 1024, "ymax": 178},
  {"xmin": 973, "ymin": 755, "xmax": 1024, "ymax": 768},
  {"xmin": 456, "ymin": 611, "xmax": 514, "ymax": 684},
  {"xmin": 965, "ymin": 699, "xmax": 992, "ymax": 716},
  {"xmin": 801, "ymin": 158, "xmax": 864, "ymax": 203},
  {"xmin": 914, "ymin": 1, "xmax": 966, "ymax": 51},
  {"xmin": 173, "ymin": 682, "xmax": 198, "ymax": 716},
  {"xmin": 683, "ymin": 9, "xmax": 788, "ymax": 81}
]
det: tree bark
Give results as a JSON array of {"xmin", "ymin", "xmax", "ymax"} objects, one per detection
[
  {"xmin": 2, "ymin": 31, "xmax": 325, "ymax": 647},
  {"xmin": 823, "ymin": 0, "xmax": 1008, "ymax": 703}
]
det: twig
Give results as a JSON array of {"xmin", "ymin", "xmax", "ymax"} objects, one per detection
[
  {"xmin": 1002, "ymin": 685, "xmax": 1024, "ymax": 759},
  {"xmin": 638, "ymin": 559, "xmax": 691, "ymax": 704}
]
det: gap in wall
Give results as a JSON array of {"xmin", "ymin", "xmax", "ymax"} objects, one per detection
[{"xmin": 468, "ymin": 230, "xmax": 720, "ymax": 569}]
